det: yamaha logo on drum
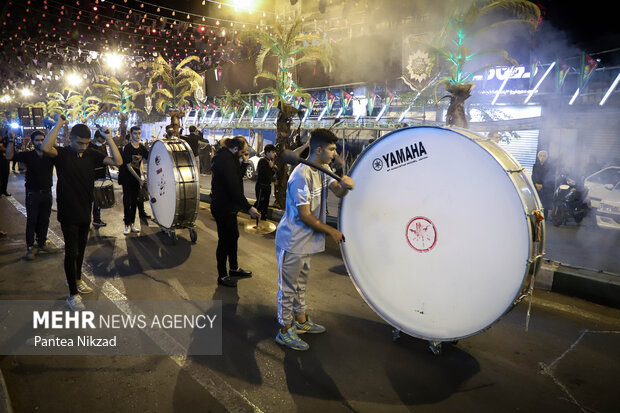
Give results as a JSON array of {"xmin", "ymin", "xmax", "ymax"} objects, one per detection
[
  {"xmin": 374, "ymin": 141, "xmax": 428, "ymax": 172},
  {"xmin": 372, "ymin": 158, "xmax": 383, "ymax": 171}
]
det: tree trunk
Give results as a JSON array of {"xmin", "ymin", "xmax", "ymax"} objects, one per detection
[
  {"xmin": 273, "ymin": 102, "xmax": 300, "ymax": 209},
  {"xmin": 444, "ymin": 83, "xmax": 473, "ymax": 128},
  {"xmin": 62, "ymin": 124, "xmax": 70, "ymax": 146},
  {"xmin": 119, "ymin": 113, "xmax": 128, "ymax": 139}
]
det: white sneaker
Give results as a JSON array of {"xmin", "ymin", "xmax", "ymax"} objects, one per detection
[
  {"xmin": 130, "ymin": 224, "xmax": 140, "ymax": 233},
  {"xmin": 66, "ymin": 280, "xmax": 94, "ymax": 294},
  {"xmin": 66, "ymin": 294, "xmax": 85, "ymax": 311},
  {"xmin": 123, "ymin": 225, "xmax": 130, "ymax": 235}
]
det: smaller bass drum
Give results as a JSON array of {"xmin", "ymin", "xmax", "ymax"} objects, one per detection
[
  {"xmin": 147, "ymin": 139, "xmax": 199, "ymax": 229},
  {"xmin": 93, "ymin": 178, "xmax": 115, "ymax": 209}
]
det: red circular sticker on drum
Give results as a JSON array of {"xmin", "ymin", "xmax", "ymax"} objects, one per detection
[{"xmin": 406, "ymin": 217, "xmax": 437, "ymax": 253}]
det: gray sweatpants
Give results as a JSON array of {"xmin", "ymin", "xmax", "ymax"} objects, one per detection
[{"xmin": 276, "ymin": 246, "xmax": 312, "ymax": 326}]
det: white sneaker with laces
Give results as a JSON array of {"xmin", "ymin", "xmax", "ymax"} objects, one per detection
[
  {"xmin": 130, "ymin": 224, "xmax": 140, "ymax": 233},
  {"xmin": 123, "ymin": 225, "xmax": 130, "ymax": 235},
  {"xmin": 66, "ymin": 294, "xmax": 85, "ymax": 311}
]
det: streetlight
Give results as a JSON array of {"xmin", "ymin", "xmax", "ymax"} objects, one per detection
[
  {"xmin": 232, "ymin": 0, "xmax": 253, "ymax": 9},
  {"xmin": 20, "ymin": 88, "xmax": 33, "ymax": 98},
  {"xmin": 0, "ymin": 95, "xmax": 11, "ymax": 103},
  {"xmin": 66, "ymin": 72, "xmax": 83, "ymax": 85},
  {"xmin": 105, "ymin": 52, "xmax": 123, "ymax": 70}
]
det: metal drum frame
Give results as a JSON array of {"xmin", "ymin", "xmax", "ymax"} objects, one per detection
[{"xmin": 148, "ymin": 139, "xmax": 199, "ymax": 243}]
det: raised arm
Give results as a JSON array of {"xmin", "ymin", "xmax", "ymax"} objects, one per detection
[
  {"xmin": 5, "ymin": 130, "xmax": 16, "ymax": 160},
  {"xmin": 101, "ymin": 128, "xmax": 123, "ymax": 167},
  {"xmin": 41, "ymin": 117, "xmax": 68, "ymax": 157}
]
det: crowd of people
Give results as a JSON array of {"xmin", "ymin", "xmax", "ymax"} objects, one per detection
[{"xmin": 1, "ymin": 120, "xmax": 354, "ymax": 351}]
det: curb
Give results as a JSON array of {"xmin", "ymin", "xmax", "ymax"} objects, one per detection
[
  {"xmin": 0, "ymin": 368, "xmax": 14, "ymax": 413},
  {"xmin": 199, "ymin": 189, "xmax": 620, "ymax": 309}
]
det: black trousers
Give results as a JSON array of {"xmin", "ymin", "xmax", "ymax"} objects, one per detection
[
  {"xmin": 254, "ymin": 183, "xmax": 271, "ymax": 218},
  {"xmin": 93, "ymin": 203, "xmax": 101, "ymax": 222},
  {"xmin": 61, "ymin": 222, "xmax": 90, "ymax": 295},
  {"xmin": 211, "ymin": 208, "xmax": 239, "ymax": 279},
  {"xmin": 122, "ymin": 183, "xmax": 140, "ymax": 225},
  {"xmin": 0, "ymin": 159, "xmax": 9, "ymax": 194},
  {"xmin": 25, "ymin": 189, "xmax": 52, "ymax": 247}
]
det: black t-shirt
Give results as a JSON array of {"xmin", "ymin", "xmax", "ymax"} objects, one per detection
[
  {"xmin": 181, "ymin": 134, "xmax": 200, "ymax": 157},
  {"xmin": 12, "ymin": 150, "xmax": 55, "ymax": 190},
  {"xmin": 88, "ymin": 141, "xmax": 109, "ymax": 180},
  {"xmin": 55, "ymin": 146, "xmax": 107, "ymax": 224},
  {"xmin": 119, "ymin": 143, "xmax": 148, "ymax": 186},
  {"xmin": 256, "ymin": 157, "xmax": 275, "ymax": 186}
]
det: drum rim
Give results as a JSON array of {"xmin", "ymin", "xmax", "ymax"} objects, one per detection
[
  {"xmin": 338, "ymin": 125, "xmax": 542, "ymax": 341},
  {"xmin": 149, "ymin": 139, "xmax": 199, "ymax": 230}
]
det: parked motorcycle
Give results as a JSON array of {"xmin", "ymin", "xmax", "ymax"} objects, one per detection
[{"xmin": 551, "ymin": 176, "xmax": 589, "ymax": 226}]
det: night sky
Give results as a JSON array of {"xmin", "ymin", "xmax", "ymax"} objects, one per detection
[{"xmin": 537, "ymin": 0, "xmax": 620, "ymax": 51}]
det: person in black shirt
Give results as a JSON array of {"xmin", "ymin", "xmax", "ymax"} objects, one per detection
[
  {"xmin": 6, "ymin": 130, "xmax": 58, "ymax": 260},
  {"xmin": 118, "ymin": 126, "xmax": 149, "ymax": 235},
  {"xmin": 42, "ymin": 119, "xmax": 122, "ymax": 311},
  {"xmin": 254, "ymin": 144, "xmax": 277, "ymax": 220},
  {"xmin": 210, "ymin": 135, "xmax": 260, "ymax": 287},
  {"xmin": 89, "ymin": 130, "xmax": 109, "ymax": 228},
  {"xmin": 0, "ymin": 132, "xmax": 11, "ymax": 197},
  {"xmin": 181, "ymin": 125, "xmax": 201, "ymax": 158}
]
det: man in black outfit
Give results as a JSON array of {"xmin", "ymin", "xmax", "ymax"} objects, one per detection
[
  {"xmin": 532, "ymin": 150, "xmax": 555, "ymax": 219},
  {"xmin": 0, "ymin": 132, "xmax": 11, "ymax": 197},
  {"xmin": 6, "ymin": 130, "xmax": 58, "ymax": 260},
  {"xmin": 119, "ymin": 126, "xmax": 149, "ymax": 235},
  {"xmin": 210, "ymin": 135, "xmax": 260, "ymax": 287},
  {"xmin": 89, "ymin": 130, "xmax": 109, "ymax": 228},
  {"xmin": 181, "ymin": 125, "xmax": 203, "ymax": 176},
  {"xmin": 254, "ymin": 144, "xmax": 277, "ymax": 219},
  {"xmin": 42, "ymin": 118, "xmax": 122, "ymax": 311}
]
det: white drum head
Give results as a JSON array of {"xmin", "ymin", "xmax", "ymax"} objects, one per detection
[
  {"xmin": 340, "ymin": 126, "xmax": 530, "ymax": 341},
  {"xmin": 148, "ymin": 140, "xmax": 178, "ymax": 228}
]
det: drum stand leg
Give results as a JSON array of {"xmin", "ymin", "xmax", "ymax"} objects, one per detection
[
  {"xmin": 391, "ymin": 328, "xmax": 401, "ymax": 342},
  {"xmin": 428, "ymin": 340, "xmax": 442, "ymax": 356},
  {"xmin": 188, "ymin": 227, "xmax": 198, "ymax": 244}
]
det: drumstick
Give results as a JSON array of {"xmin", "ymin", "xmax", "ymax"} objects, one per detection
[{"xmin": 282, "ymin": 149, "xmax": 344, "ymax": 183}]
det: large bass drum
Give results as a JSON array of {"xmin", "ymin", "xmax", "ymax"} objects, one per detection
[
  {"xmin": 339, "ymin": 126, "xmax": 545, "ymax": 342},
  {"xmin": 147, "ymin": 139, "xmax": 199, "ymax": 237}
]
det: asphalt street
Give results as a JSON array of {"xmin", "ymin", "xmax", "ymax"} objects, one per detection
[{"xmin": 0, "ymin": 173, "xmax": 619, "ymax": 413}]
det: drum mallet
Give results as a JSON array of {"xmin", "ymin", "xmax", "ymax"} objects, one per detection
[{"xmin": 282, "ymin": 149, "xmax": 346, "ymax": 184}]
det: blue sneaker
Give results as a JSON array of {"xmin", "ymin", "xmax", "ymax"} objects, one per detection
[
  {"xmin": 275, "ymin": 327, "xmax": 309, "ymax": 351},
  {"xmin": 294, "ymin": 317, "xmax": 326, "ymax": 334}
]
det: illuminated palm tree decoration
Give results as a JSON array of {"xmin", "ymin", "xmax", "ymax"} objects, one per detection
[
  {"xmin": 428, "ymin": 0, "xmax": 540, "ymax": 127},
  {"xmin": 93, "ymin": 76, "xmax": 144, "ymax": 138},
  {"xmin": 47, "ymin": 89, "xmax": 80, "ymax": 140},
  {"xmin": 243, "ymin": 19, "xmax": 333, "ymax": 207},
  {"xmin": 215, "ymin": 88, "xmax": 242, "ymax": 120},
  {"xmin": 141, "ymin": 55, "xmax": 203, "ymax": 135},
  {"xmin": 67, "ymin": 88, "xmax": 101, "ymax": 124}
]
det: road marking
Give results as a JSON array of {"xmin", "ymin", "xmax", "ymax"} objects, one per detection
[
  {"xmin": 539, "ymin": 329, "xmax": 620, "ymax": 413},
  {"xmin": 6, "ymin": 195, "xmax": 264, "ymax": 413}
]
